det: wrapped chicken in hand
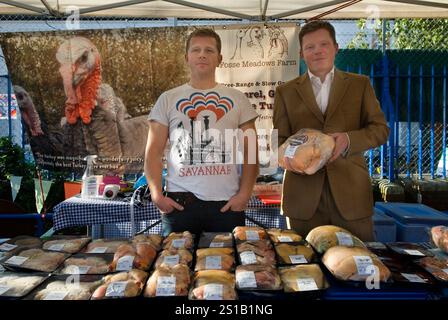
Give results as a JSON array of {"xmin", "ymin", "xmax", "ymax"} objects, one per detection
[{"xmin": 278, "ymin": 128, "xmax": 335, "ymax": 175}]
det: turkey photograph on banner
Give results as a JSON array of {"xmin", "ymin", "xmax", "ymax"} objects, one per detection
[
  {"xmin": 215, "ymin": 24, "xmax": 300, "ymax": 174},
  {"xmin": 0, "ymin": 27, "xmax": 191, "ymax": 175}
]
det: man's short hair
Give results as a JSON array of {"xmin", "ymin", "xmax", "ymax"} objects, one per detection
[
  {"xmin": 299, "ymin": 20, "xmax": 337, "ymax": 47},
  {"xmin": 186, "ymin": 28, "xmax": 222, "ymax": 54}
]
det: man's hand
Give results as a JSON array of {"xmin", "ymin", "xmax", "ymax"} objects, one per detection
[
  {"xmin": 328, "ymin": 132, "xmax": 349, "ymax": 163},
  {"xmin": 220, "ymin": 192, "xmax": 251, "ymax": 213},
  {"xmin": 151, "ymin": 192, "xmax": 184, "ymax": 214}
]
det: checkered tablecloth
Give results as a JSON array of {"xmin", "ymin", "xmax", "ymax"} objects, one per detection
[{"xmin": 53, "ymin": 195, "xmax": 285, "ymax": 238}]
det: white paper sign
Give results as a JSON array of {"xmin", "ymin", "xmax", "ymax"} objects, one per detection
[
  {"xmin": 172, "ymin": 239, "xmax": 186, "ymax": 249},
  {"xmin": 245, "ymin": 231, "xmax": 260, "ymax": 241},
  {"xmin": 5, "ymin": 256, "xmax": 28, "ymax": 266},
  {"xmin": 277, "ymin": 236, "xmax": 293, "ymax": 243},
  {"xmin": 105, "ymin": 281, "xmax": 128, "ymax": 297},
  {"xmin": 205, "ymin": 256, "xmax": 222, "ymax": 270},
  {"xmin": 89, "ymin": 247, "xmax": 108, "ymax": 254},
  {"xmin": 47, "ymin": 244, "xmax": 65, "ymax": 252},
  {"xmin": 240, "ymin": 251, "xmax": 257, "ymax": 265},
  {"xmin": 156, "ymin": 276, "xmax": 176, "ymax": 296},
  {"xmin": 401, "ymin": 273, "xmax": 427, "ymax": 283},
  {"xmin": 336, "ymin": 232, "xmax": 354, "ymax": 246},
  {"xmin": 116, "ymin": 255, "xmax": 134, "ymax": 271},
  {"xmin": 289, "ymin": 255, "xmax": 307, "ymax": 264},
  {"xmin": 210, "ymin": 242, "xmax": 225, "ymax": 248},
  {"xmin": 163, "ymin": 255, "xmax": 180, "ymax": 266},
  {"xmin": 204, "ymin": 283, "xmax": 223, "ymax": 300},
  {"xmin": 297, "ymin": 278, "xmax": 319, "ymax": 291},
  {"xmin": 0, "ymin": 243, "xmax": 17, "ymax": 252},
  {"xmin": 0, "ymin": 285, "xmax": 11, "ymax": 295},
  {"xmin": 353, "ymin": 256, "xmax": 374, "ymax": 275},
  {"xmin": 236, "ymin": 271, "xmax": 257, "ymax": 289},
  {"xmin": 44, "ymin": 291, "xmax": 68, "ymax": 300},
  {"xmin": 403, "ymin": 249, "xmax": 425, "ymax": 256}
]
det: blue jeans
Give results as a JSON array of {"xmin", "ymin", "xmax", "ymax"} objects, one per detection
[{"xmin": 161, "ymin": 192, "xmax": 245, "ymax": 237}]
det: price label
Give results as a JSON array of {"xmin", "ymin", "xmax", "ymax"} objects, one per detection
[
  {"xmin": 284, "ymin": 145, "xmax": 298, "ymax": 158},
  {"xmin": 403, "ymin": 249, "xmax": 425, "ymax": 256},
  {"xmin": 116, "ymin": 255, "xmax": 134, "ymax": 271},
  {"xmin": 105, "ymin": 281, "xmax": 127, "ymax": 297},
  {"xmin": 44, "ymin": 291, "xmax": 68, "ymax": 300},
  {"xmin": 204, "ymin": 284, "xmax": 223, "ymax": 300},
  {"xmin": 336, "ymin": 232, "xmax": 354, "ymax": 246},
  {"xmin": 353, "ymin": 256, "xmax": 374, "ymax": 275},
  {"xmin": 156, "ymin": 276, "xmax": 176, "ymax": 296},
  {"xmin": 245, "ymin": 231, "xmax": 260, "ymax": 241},
  {"xmin": 236, "ymin": 271, "xmax": 257, "ymax": 289},
  {"xmin": 89, "ymin": 247, "xmax": 108, "ymax": 254},
  {"xmin": 163, "ymin": 255, "xmax": 180, "ymax": 266},
  {"xmin": 0, "ymin": 243, "xmax": 17, "ymax": 252},
  {"xmin": 0, "ymin": 285, "xmax": 11, "ymax": 295},
  {"xmin": 5, "ymin": 256, "xmax": 28, "ymax": 266},
  {"xmin": 297, "ymin": 278, "xmax": 319, "ymax": 291},
  {"xmin": 47, "ymin": 244, "xmax": 65, "ymax": 252},
  {"xmin": 172, "ymin": 239, "xmax": 186, "ymax": 249},
  {"xmin": 66, "ymin": 265, "xmax": 91, "ymax": 274},
  {"xmin": 442, "ymin": 269, "xmax": 448, "ymax": 275},
  {"xmin": 205, "ymin": 256, "xmax": 222, "ymax": 270},
  {"xmin": 401, "ymin": 273, "xmax": 427, "ymax": 283},
  {"xmin": 210, "ymin": 242, "xmax": 224, "ymax": 248},
  {"xmin": 277, "ymin": 236, "xmax": 293, "ymax": 243},
  {"xmin": 240, "ymin": 251, "xmax": 257, "ymax": 265},
  {"xmin": 289, "ymin": 255, "xmax": 307, "ymax": 264}
]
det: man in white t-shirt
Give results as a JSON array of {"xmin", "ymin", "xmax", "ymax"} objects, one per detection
[{"xmin": 145, "ymin": 28, "xmax": 259, "ymax": 236}]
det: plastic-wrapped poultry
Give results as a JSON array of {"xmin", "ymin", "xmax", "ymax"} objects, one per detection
[
  {"xmin": 144, "ymin": 264, "xmax": 191, "ymax": 297},
  {"xmin": 0, "ymin": 273, "xmax": 47, "ymax": 297},
  {"xmin": 190, "ymin": 270, "xmax": 237, "ymax": 300},
  {"xmin": 110, "ymin": 243, "xmax": 157, "ymax": 271},
  {"xmin": 275, "ymin": 243, "xmax": 315, "ymax": 264},
  {"xmin": 233, "ymin": 226, "xmax": 268, "ymax": 241},
  {"xmin": 278, "ymin": 264, "xmax": 328, "ymax": 292},
  {"xmin": 162, "ymin": 231, "xmax": 194, "ymax": 250},
  {"xmin": 236, "ymin": 240, "xmax": 276, "ymax": 266},
  {"xmin": 91, "ymin": 269, "xmax": 148, "ymax": 299},
  {"xmin": 235, "ymin": 265, "xmax": 282, "ymax": 290},
  {"xmin": 306, "ymin": 225, "xmax": 366, "ymax": 254},
  {"xmin": 267, "ymin": 228, "xmax": 303, "ymax": 243},
  {"xmin": 85, "ymin": 239, "xmax": 129, "ymax": 254},
  {"xmin": 4, "ymin": 248, "xmax": 68, "ymax": 272},
  {"xmin": 198, "ymin": 232, "xmax": 233, "ymax": 248},
  {"xmin": 431, "ymin": 226, "xmax": 448, "ymax": 253},
  {"xmin": 278, "ymin": 128, "xmax": 335, "ymax": 175},
  {"xmin": 43, "ymin": 237, "xmax": 91, "ymax": 254},
  {"xmin": 34, "ymin": 278, "xmax": 102, "ymax": 300},
  {"xmin": 153, "ymin": 248, "xmax": 193, "ymax": 269},
  {"xmin": 60, "ymin": 255, "xmax": 112, "ymax": 274},
  {"xmin": 132, "ymin": 234, "xmax": 163, "ymax": 251},
  {"xmin": 195, "ymin": 248, "xmax": 235, "ymax": 271}
]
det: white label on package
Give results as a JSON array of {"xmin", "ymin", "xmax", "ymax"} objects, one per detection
[
  {"xmin": 289, "ymin": 255, "xmax": 308, "ymax": 264},
  {"xmin": 67, "ymin": 265, "xmax": 91, "ymax": 274},
  {"xmin": 336, "ymin": 232, "xmax": 354, "ymax": 246},
  {"xmin": 210, "ymin": 242, "xmax": 224, "ymax": 248},
  {"xmin": 89, "ymin": 247, "xmax": 108, "ymax": 253},
  {"xmin": 105, "ymin": 281, "xmax": 127, "ymax": 297},
  {"xmin": 163, "ymin": 255, "xmax": 180, "ymax": 266},
  {"xmin": 0, "ymin": 243, "xmax": 17, "ymax": 251},
  {"xmin": 240, "ymin": 251, "xmax": 257, "ymax": 265},
  {"xmin": 442, "ymin": 269, "xmax": 448, "ymax": 275},
  {"xmin": 284, "ymin": 145, "xmax": 298, "ymax": 158},
  {"xmin": 204, "ymin": 283, "xmax": 223, "ymax": 300},
  {"xmin": 47, "ymin": 243, "xmax": 65, "ymax": 252},
  {"xmin": 0, "ymin": 285, "xmax": 11, "ymax": 295},
  {"xmin": 297, "ymin": 278, "xmax": 319, "ymax": 291},
  {"xmin": 245, "ymin": 231, "xmax": 260, "ymax": 241},
  {"xmin": 401, "ymin": 273, "xmax": 427, "ymax": 283},
  {"xmin": 205, "ymin": 256, "xmax": 222, "ymax": 270},
  {"xmin": 5, "ymin": 256, "xmax": 28, "ymax": 266},
  {"xmin": 0, "ymin": 265, "xmax": 5, "ymax": 273},
  {"xmin": 116, "ymin": 255, "xmax": 134, "ymax": 271},
  {"xmin": 353, "ymin": 256, "xmax": 374, "ymax": 275},
  {"xmin": 172, "ymin": 239, "xmax": 186, "ymax": 248},
  {"xmin": 277, "ymin": 236, "xmax": 293, "ymax": 243},
  {"xmin": 237, "ymin": 271, "xmax": 257, "ymax": 289},
  {"xmin": 156, "ymin": 276, "xmax": 176, "ymax": 296},
  {"xmin": 403, "ymin": 249, "xmax": 425, "ymax": 256},
  {"xmin": 44, "ymin": 291, "xmax": 68, "ymax": 300},
  {"xmin": 0, "ymin": 239, "xmax": 10, "ymax": 244}
]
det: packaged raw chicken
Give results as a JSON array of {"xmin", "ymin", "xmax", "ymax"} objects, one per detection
[
  {"xmin": 189, "ymin": 270, "xmax": 237, "ymax": 300},
  {"xmin": 278, "ymin": 128, "xmax": 335, "ymax": 175},
  {"xmin": 0, "ymin": 272, "xmax": 48, "ymax": 298},
  {"xmin": 267, "ymin": 228, "xmax": 303, "ymax": 243},
  {"xmin": 235, "ymin": 265, "xmax": 282, "ymax": 290},
  {"xmin": 162, "ymin": 231, "xmax": 194, "ymax": 250},
  {"xmin": 110, "ymin": 242, "xmax": 157, "ymax": 271},
  {"xmin": 194, "ymin": 248, "xmax": 235, "ymax": 271},
  {"xmin": 91, "ymin": 269, "xmax": 148, "ymax": 299},
  {"xmin": 42, "ymin": 236, "xmax": 91, "ymax": 254},
  {"xmin": 132, "ymin": 234, "xmax": 163, "ymax": 251},
  {"xmin": 278, "ymin": 264, "xmax": 328, "ymax": 292},
  {"xmin": 2, "ymin": 248, "xmax": 69, "ymax": 273},
  {"xmin": 306, "ymin": 225, "xmax": 366, "ymax": 254},
  {"xmin": 84, "ymin": 239, "xmax": 130, "ymax": 254},
  {"xmin": 31, "ymin": 275, "xmax": 103, "ymax": 300},
  {"xmin": 198, "ymin": 232, "xmax": 233, "ymax": 248},
  {"xmin": 153, "ymin": 248, "xmax": 193, "ymax": 269},
  {"xmin": 237, "ymin": 240, "xmax": 276, "ymax": 266},
  {"xmin": 431, "ymin": 226, "xmax": 448, "ymax": 253},
  {"xmin": 233, "ymin": 226, "xmax": 268, "ymax": 241},
  {"xmin": 144, "ymin": 264, "xmax": 191, "ymax": 297},
  {"xmin": 275, "ymin": 243, "xmax": 315, "ymax": 264},
  {"xmin": 58, "ymin": 254, "xmax": 113, "ymax": 275}
]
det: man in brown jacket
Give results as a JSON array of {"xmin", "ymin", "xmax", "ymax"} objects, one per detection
[{"xmin": 273, "ymin": 20, "xmax": 389, "ymax": 241}]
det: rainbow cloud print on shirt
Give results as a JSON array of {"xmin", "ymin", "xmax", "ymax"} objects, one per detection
[{"xmin": 176, "ymin": 91, "xmax": 234, "ymax": 121}]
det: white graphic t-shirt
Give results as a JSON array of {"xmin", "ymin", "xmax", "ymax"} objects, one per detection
[{"xmin": 149, "ymin": 83, "xmax": 258, "ymax": 201}]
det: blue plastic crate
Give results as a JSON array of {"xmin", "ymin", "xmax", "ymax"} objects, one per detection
[
  {"xmin": 375, "ymin": 202, "xmax": 448, "ymax": 242},
  {"xmin": 373, "ymin": 207, "xmax": 396, "ymax": 243}
]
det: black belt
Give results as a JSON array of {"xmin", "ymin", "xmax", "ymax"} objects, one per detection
[{"xmin": 165, "ymin": 192, "xmax": 198, "ymax": 206}]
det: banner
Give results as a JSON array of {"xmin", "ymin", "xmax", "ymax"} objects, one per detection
[
  {"xmin": 34, "ymin": 178, "xmax": 53, "ymax": 214},
  {"xmin": 215, "ymin": 24, "xmax": 300, "ymax": 174},
  {"xmin": 9, "ymin": 175, "xmax": 22, "ymax": 202}
]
